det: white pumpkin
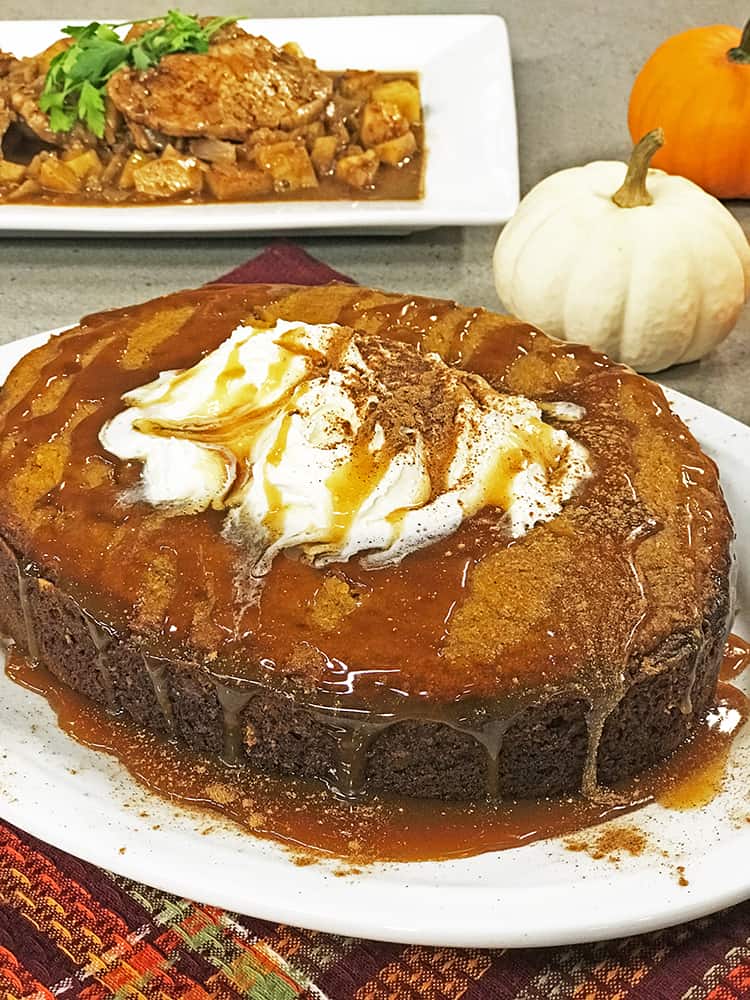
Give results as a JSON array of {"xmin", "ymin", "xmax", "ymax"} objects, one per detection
[{"xmin": 494, "ymin": 130, "xmax": 750, "ymax": 372}]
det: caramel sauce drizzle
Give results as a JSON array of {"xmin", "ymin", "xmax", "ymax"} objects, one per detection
[
  {"xmin": 14, "ymin": 560, "xmax": 39, "ymax": 662},
  {"xmin": 142, "ymin": 655, "xmax": 176, "ymax": 731},
  {"xmin": 722, "ymin": 635, "xmax": 750, "ymax": 680},
  {"xmin": 4, "ymin": 644, "xmax": 747, "ymax": 863}
]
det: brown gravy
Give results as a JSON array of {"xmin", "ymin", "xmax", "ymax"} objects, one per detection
[{"xmin": 6, "ymin": 635, "xmax": 749, "ymax": 864}]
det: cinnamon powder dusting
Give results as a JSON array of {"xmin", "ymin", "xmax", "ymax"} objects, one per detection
[{"xmin": 565, "ymin": 824, "xmax": 648, "ymax": 863}]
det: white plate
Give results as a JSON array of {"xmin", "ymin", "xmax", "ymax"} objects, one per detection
[
  {"xmin": 0, "ymin": 16, "xmax": 518, "ymax": 236},
  {"xmin": 1, "ymin": 330, "xmax": 749, "ymax": 948}
]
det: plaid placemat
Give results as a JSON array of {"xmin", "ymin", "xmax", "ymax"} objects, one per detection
[{"xmin": 2, "ymin": 242, "xmax": 749, "ymax": 1000}]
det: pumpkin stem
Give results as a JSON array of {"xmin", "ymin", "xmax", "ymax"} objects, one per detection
[
  {"xmin": 728, "ymin": 16, "xmax": 750, "ymax": 63},
  {"xmin": 612, "ymin": 129, "xmax": 664, "ymax": 209}
]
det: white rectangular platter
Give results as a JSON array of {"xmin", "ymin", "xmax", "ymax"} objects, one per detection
[{"xmin": 0, "ymin": 16, "xmax": 519, "ymax": 235}]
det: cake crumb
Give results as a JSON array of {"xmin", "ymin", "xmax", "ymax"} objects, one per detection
[
  {"xmin": 118, "ymin": 846, "xmax": 126, "ymax": 855},
  {"xmin": 676, "ymin": 865, "xmax": 689, "ymax": 887}
]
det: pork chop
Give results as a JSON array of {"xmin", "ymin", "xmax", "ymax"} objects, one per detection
[
  {"xmin": 0, "ymin": 52, "xmax": 17, "ymax": 146},
  {"xmin": 107, "ymin": 34, "xmax": 334, "ymax": 141}
]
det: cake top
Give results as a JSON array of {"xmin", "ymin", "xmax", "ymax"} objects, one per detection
[{"xmin": 0, "ymin": 283, "xmax": 733, "ymax": 718}]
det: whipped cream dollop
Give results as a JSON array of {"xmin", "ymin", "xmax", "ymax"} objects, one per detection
[{"xmin": 100, "ymin": 319, "xmax": 591, "ymax": 574}]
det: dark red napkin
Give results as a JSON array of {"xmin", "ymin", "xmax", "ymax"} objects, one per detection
[
  {"xmin": 2, "ymin": 244, "xmax": 750, "ymax": 1000},
  {"xmin": 211, "ymin": 240, "xmax": 356, "ymax": 287}
]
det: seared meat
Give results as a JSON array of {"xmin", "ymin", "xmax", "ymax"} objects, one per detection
[
  {"xmin": 2, "ymin": 44, "xmax": 95, "ymax": 149},
  {"xmin": 0, "ymin": 50, "xmax": 17, "ymax": 77},
  {"xmin": 107, "ymin": 34, "xmax": 333, "ymax": 141},
  {"xmin": 0, "ymin": 52, "xmax": 17, "ymax": 146}
]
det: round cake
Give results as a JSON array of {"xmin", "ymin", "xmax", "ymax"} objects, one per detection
[{"xmin": 0, "ymin": 283, "xmax": 734, "ymax": 801}]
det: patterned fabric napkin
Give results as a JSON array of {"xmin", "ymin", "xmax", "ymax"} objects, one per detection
[{"xmin": 1, "ymin": 242, "xmax": 749, "ymax": 1000}]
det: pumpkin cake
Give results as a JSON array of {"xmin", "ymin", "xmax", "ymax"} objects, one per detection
[{"xmin": 0, "ymin": 283, "xmax": 734, "ymax": 801}]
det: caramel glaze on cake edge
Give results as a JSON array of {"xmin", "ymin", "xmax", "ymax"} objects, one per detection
[{"xmin": 0, "ymin": 283, "xmax": 735, "ymax": 801}]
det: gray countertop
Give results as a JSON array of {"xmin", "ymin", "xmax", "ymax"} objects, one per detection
[{"xmin": 1, "ymin": 0, "xmax": 748, "ymax": 424}]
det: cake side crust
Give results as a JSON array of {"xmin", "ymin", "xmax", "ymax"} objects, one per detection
[{"xmin": 0, "ymin": 534, "xmax": 731, "ymax": 801}]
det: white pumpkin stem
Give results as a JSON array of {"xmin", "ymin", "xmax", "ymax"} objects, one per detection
[{"xmin": 612, "ymin": 129, "xmax": 665, "ymax": 209}]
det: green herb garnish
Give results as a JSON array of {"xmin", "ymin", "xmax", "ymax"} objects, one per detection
[{"xmin": 40, "ymin": 10, "xmax": 238, "ymax": 138}]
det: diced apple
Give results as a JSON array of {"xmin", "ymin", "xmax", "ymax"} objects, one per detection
[
  {"xmin": 206, "ymin": 164, "xmax": 273, "ymax": 200},
  {"xmin": 374, "ymin": 130, "xmax": 417, "ymax": 166},
  {"xmin": 282, "ymin": 41, "xmax": 305, "ymax": 59},
  {"xmin": 38, "ymin": 38, "xmax": 71, "ymax": 72},
  {"xmin": 310, "ymin": 135, "xmax": 339, "ymax": 177},
  {"xmin": 255, "ymin": 141, "xmax": 318, "ymax": 192},
  {"xmin": 0, "ymin": 160, "xmax": 26, "ymax": 184},
  {"xmin": 335, "ymin": 148, "xmax": 380, "ymax": 189},
  {"xmin": 119, "ymin": 150, "xmax": 149, "ymax": 189},
  {"xmin": 5, "ymin": 178, "xmax": 40, "ymax": 201},
  {"xmin": 372, "ymin": 79, "xmax": 421, "ymax": 124},
  {"xmin": 339, "ymin": 70, "xmax": 380, "ymax": 100},
  {"xmin": 39, "ymin": 157, "xmax": 81, "ymax": 194},
  {"xmin": 133, "ymin": 156, "xmax": 204, "ymax": 198},
  {"xmin": 64, "ymin": 149, "xmax": 103, "ymax": 181},
  {"xmin": 360, "ymin": 101, "xmax": 409, "ymax": 148}
]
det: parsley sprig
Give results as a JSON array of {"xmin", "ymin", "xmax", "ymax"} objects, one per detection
[{"xmin": 40, "ymin": 10, "xmax": 238, "ymax": 138}]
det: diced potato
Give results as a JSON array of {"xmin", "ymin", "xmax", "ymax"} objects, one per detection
[
  {"xmin": 39, "ymin": 157, "xmax": 81, "ymax": 194},
  {"xmin": 310, "ymin": 135, "xmax": 339, "ymax": 177},
  {"xmin": 335, "ymin": 148, "xmax": 380, "ymax": 189},
  {"xmin": 360, "ymin": 101, "xmax": 409, "ymax": 148},
  {"xmin": 133, "ymin": 156, "xmax": 204, "ymax": 198},
  {"xmin": 206, "ymin": 164, "xmax": 273, "ymax": 200},
  {"xmin": 0, "ymin": 160, "xmax": 26, "ymax": 184},
  {"xmin": 372, "ymin": 79, "xmax": 421, "ymax": 124},
  {"xmin": 64, "ymin": 149, "xmax": 103, "ymax": 181},
  {"xmin": 119, "ymin": 150, "xmax": 149, "ymax": 189},
  {"xmin": 374, "ymin": 130, "xmax": 417, "ymax": 166},
  {"xmin": 255, "ymin": 141, "xmax": 318, "ymax": 192},
  {"xmin": 340, "ymin": 70, "xmax": 380, "ymax": 100}
]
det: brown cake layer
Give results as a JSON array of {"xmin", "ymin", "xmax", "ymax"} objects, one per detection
[{"xmin": 0, "ymin": 283, "xmax": 735, "ymax": 801}]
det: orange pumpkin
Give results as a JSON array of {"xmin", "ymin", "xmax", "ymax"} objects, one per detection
[{"xmin": 628, "ymin": 19, "xmax": 750, "ymax": 198}]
